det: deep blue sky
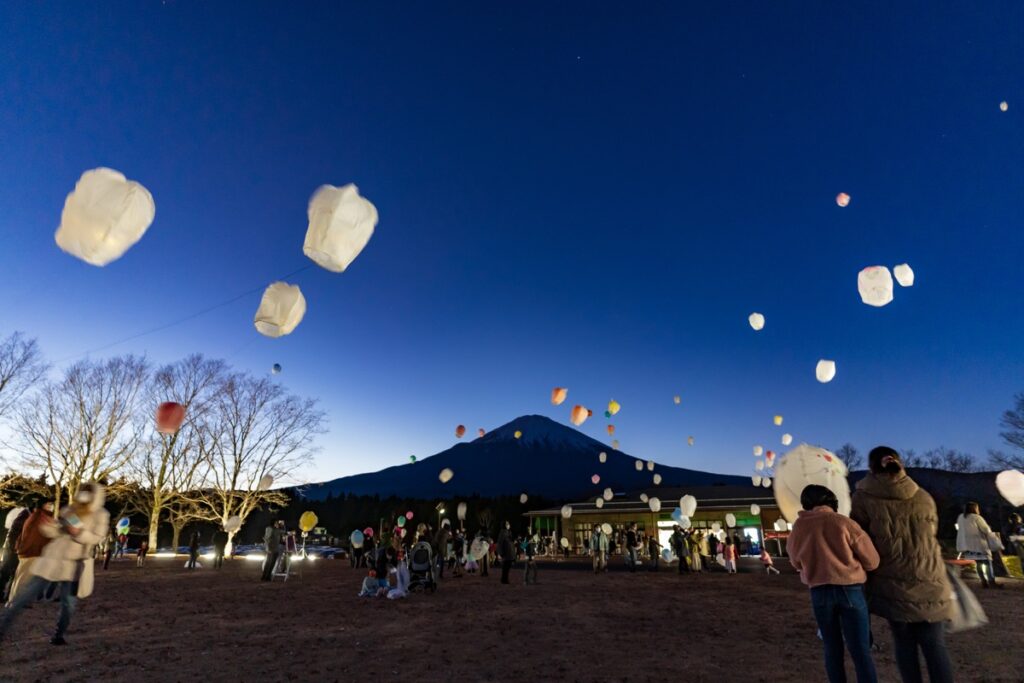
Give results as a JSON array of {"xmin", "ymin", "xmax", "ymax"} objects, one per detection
[{"xmin": 1, "ymin": 2, "xmax": 1021, "ymax": 482}]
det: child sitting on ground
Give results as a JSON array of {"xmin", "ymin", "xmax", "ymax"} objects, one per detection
[
  {"xmin": 760, "ymin": 547, "xmax": 780, "ymax": 575},
  {"xmin": 359, "ymin": 570, "xmax": 380, "ymax": 597}
]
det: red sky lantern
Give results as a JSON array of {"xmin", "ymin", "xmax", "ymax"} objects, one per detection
[{"xmin": 155, "ymin": 402, "xmax": 186, "ymax": 434}]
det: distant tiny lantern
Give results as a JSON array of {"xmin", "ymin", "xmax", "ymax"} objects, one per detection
[
  {"xmin": 271, "ymin": 364, "xmax": 282, "ymax": 374},
  {"xmin": 258, "ymin": 475, "xmax": 274, "ymax": 491},
  {"xmin": 762, "ymin": 477, "xmax": 772, "ymax": 488},
  {"xmin": 254, "ymin": 282, "xmax": 306, "ymax": 337},
  {"xmin": 601, "ymin": 523, "xmax": 612, "ymax": 535},
  {"xmin": 551, "ymin": 387, "xmax": 568, "ymax": 405},
  {"xmin": 155, "ymin": 402, "xmax": 186, "ymax": 434},
  {"xmin": 603, "ymin": 487, "xmax": 613, "ymax": 501},
  {"xmin": 478, "ymin": 428, "xmax": 486, "ymax": 438},
  {"xmin": 648, "ymin": 497, "xmax": 662, "ymax": 512},
  {"xmin": 646, "ymin": 460, "xmax": 655, "ymax": 471},
  {"xmin": 673, "ymin": 395, "xmax": 681, "ymax": 405},
  {"xmin": 598, "ymin": 452, "xmax": 607, "ymax": 463},
  {"xmin": 858, "ymin": 266, "xmax": 894, "ymax": 307},
  {"xmin": 55, "ymin": 168, "xmax": 156, "ymax": 266},
  {"xmin": 595, "ymin": 498, "xmax": 605, "ymax": 509},
  {"xmin": 457, "ymin": 502, "xmax": 467, "ymax": 520},
  {"xmin": 773, "ymin": 415, "xmax": 783, "ymax": 426},
  {"xmin": 514, "ymin": 430, "xmax": 522, "ymax": 439},
  {"xmin": 303, "ymin": 183, "xmax": 378, "ymax": 272},
  {"xmin": 893, "ymin": 263, "xmax": 915, "ymax": 287},
  {"xmin": 455, "ymin": 425, "xmax": 466, "ymax": 439},
  {"xmin": 755, "ymin": 460, "xmax": 765, "ymax": 472},
  {"xmin": 561, "ymin": 505, "xmax": 573, "ymax": 519},
  {"xmin": 781, "ymin": 433, "xmax": 793, "ymax": 446},
  {"xmin": 640, "ymin": 493, "xmax": 649, "ymax": 503},
  {"xmin": 570, "ymin": 405, "xmax": 589, "ymax": 426},
  {"xmin": 591, "ymin": 474, "xmax": 600, "ymax": 485},
  {"xmin": 439, "ymin": 468, "xmax": 454, "ymax": 483},
  {"xmin": 519, "ymin": 493, "xmax": 528, "ymax": 504},
  {"xmin": 607, "ymin": 424, "xmax": 615, "ymax": 436},
  {"xmin": 836, "ymin": 192, "xmax": 850, "ymax": 207},
  {"xmin": 1000, "ymin": 101, "xmax": 1009, "ymax": 112},
  {"xmin": 753, "ymin": 445, "xmax": 763, "ymax": 456},
  {"xmin": 750, "ymin": 504, "xmax": 761, "ymax": 516},
  {"xmin": 611, "ymin": 439, "xmax": 620, "ymax": 449},
  {"xmin": 607, "ymin": 400, "xmax": 621, "ymax": 416},
  {"xmin": 725, "ymin": 513, "xmax": 736, "ymax": 528},
  {"xmin": 635, "ymin": 460, "xmax": 643, "ymax": 471},
  {"xmin": 752, "ymin": 475, "xmax": 762, "ymax": 486},
  {"xmin": 748, "ymin": 312, "xmax": 765, "ymax": 331},
  {"xmin": 653, "ymin": 473, "xmax": 662, "ymax": 485},
  {"xmin": 680, "ymin": 495, "xmax": 697, "ymax": 517},
  {"xmin": 687, "ymin": 436, "xmax": 695, "ymax": 446},
  {"xmin": 409, "ymin": 455, "xmax": 416, "ymax": 464},
  {"xmin": 816, "ymin": 359, "xmax": 837, "ymax": 383}
]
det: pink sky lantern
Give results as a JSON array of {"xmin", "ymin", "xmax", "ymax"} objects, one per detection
[
  {"xmin": 836, "ymin": 192, "xmax": 850, "ymax": 207},
  {"xmin": 363, "ymin": 527, "xmax": 374, "ymax": 537},
  {"xmin": 591, "ymin": 474, "xmax": 600, "ymax": 485},
  {"xmin": 155, "ymin": 402, "xmax": 186, "ymax": 434},
  {"xmin": 405, "ymin": 511, "xmax": 413, "ymax": 520}
]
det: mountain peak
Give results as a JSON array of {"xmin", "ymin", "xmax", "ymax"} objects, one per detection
[{"xmin": 481, "ymin": 414, "xmax": 603, "ymax": 450}]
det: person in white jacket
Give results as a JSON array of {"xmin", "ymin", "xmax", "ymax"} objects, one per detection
[
  {"xmin": 0, "ymin": 482, "xmax": 110, "ymax": 645},
  {"xmin": 956, "ymin": 502, "xmax": 1002, "ymax": 589}
]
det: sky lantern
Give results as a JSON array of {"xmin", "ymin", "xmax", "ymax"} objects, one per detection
[
  {"xmin": 773, "ymin": 415, "xmax": 783, "ymax": 426},
  {"xmin": 607, "ymin": 424, "xmax": 615, "ymax": 436},
  {"xmin": 755, "ymin": 460, "xmax": 765, "ymax": 472},
  {"xmin": 893, "ymin": 263, "xmax": 915, "ymax": 287},
  {"xmin": 773, "ymin": 444, "xmax": 851, "ymax": 522},
  {"xmin": 725, "ymin": 513, "xmax": 736, "ymax": 528},
  {"xmin": 607, "ymin": 400, "xmax": 621, "ymax": 416},
  {"xmin": 303, "ymin": 183, "xmax": 378, "ymax": 272},
  {"xmin": 155, "ymin": 402, "xmax": 186, "ymax": 434},
  {"xmin": 587, "ymin": 409, "xmax": 593, "ymax": 417},
  {"xmin": 551, "ymin": 387, "xmax": 568, "ymax": 405},
  {"xmin": 350, "ymin": 530, "xmax": 364, "ymax": 548},
  {"xmin": 438, "ymin": 468, "xmax": 454, "ymax": 484},
  {"xmin": 561, "ymin": 505, "xmax": 573, "ymax": 519},
  {"xmin": 995, "ymin": 470, "xmax": 1024, "ymax": 506},
  {"xmin": 680, "ymin": 495, "xmax": 697, "ymax": 517},
  {"xmin": 55, "ymin": 168, "xmax": 156, "ymax": 266},
  {"xmin": 640, "ymin": 493, "xmax": 649, "ymax": 503},
  {"xmin": 648, "ymin": 497, "xmax": 662, "ymax": 512},
  {"xmin": 603, "ymin": 487, "xmax": 613, "ymax": 501},
  {"xmin": 752, "ymin": 475, "xmax": 762, "ymax": 486},
  {"xmin": 750, "ymin": 504, "xmax": 761, "ymax": 516},
  {"xmin": 271, "ymin": 364, "xmax": 282, "ymax": 374},
  {"xmin": 816, "ymin": 359, "xmax": 837, "ymax": 383},
  {"xmin": 570, "ymin": 405, "xmax": 589, "ymax": 426},
  {"xmin": 254, "ymin": 282, "xmax": 306, "ymax": 337},
  {"xmin": 457, "ymin": 502, "xmax": 467, "ymax": 520},
  {"xmin": 409, "ymin": 455, "xmax": 416, "ymax": 464},
  {"xmin": 611, "ymin": 439, "xmax": 620, "ymax": 449},
  {"xmin": 646, "ymin": 460, "xmax": 655, "ymax": 471},
  {"xmin": 520, "ymin": 493, "xmax": 528, "ymax": 504},
  {"xmin": 299, "ymin": 511, "xmax": 319, "ymax": 532},
  {"xmin": 514, "ymin": 430, "xmax": 522, "ymax": 439},
  {"xmin": 591, "ymin": 474, "xmax": 600, "ymax": 485},
  {"xmin": 858, "ymin": 266, "xmax": 894, "ymax": 307},
  {"xmin": 762, "ymin": 477, "xmax": 772, "ymax": 488},
  {"xmin": 673, "ymin": 395, "xmax": 681, "ymax": 405},
  {"xmin": 478, "ymin": 428, "xmax": 485, "ymax": 438},
  {"xmin": 687, "ymin": 436, "xmax": 695, "ymax": 446},
  {"xmin": 635, "ymin": 460, "xmax": 643, "ymax": 471},
  {"xmin": 753, "ymin": 445, "xmax": 763, "ymax": 456},
  {"xmin": 1000, "ymin": 101, "xmax": 1009, "ymax": 112},
  {"xmin": 595, "ymin": 498, "xmax": 604, "ymax": 509},
  {"xmin": 781, "ymin": 433, "xmax": 793, "ymax": 446},
  {"xmin": 653, "ymin": 473, "xmax": 662, "ymax": 485},
  {"xmin": 836, "ymin": 192, "xmax": 850, "ymax": 207},
  {"xmin": 601, "ymin": 523, "xmax": 613, "ymax": 535},
  {"xmin": 455, "ymin": 425, "xmax": 466, "ymax": 439},
  {"xmin": 766, "ymin": 450, "xmax": 775, "ymax": 459},
  {"xmin": 258, "ymin": 475, "xmax": 274, "ymax": 491},
  {"xmin": 405, "ymin": 511, "xmax": 414, "ymax": 520},
  {"xmin": 711, "ymin": 522, "xmax": 722, "ymax": 534},
  {"xmin": 748, "ymin": 312, "xmax": 765, "ymax": 331},
  {"xmin": 598, "ymin": 452, "xmax": 607, "ymax": 463}
]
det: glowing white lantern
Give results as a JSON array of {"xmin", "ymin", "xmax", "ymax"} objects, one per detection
[
  {"xmin": 858, "ymin": 266, "xmax": 894, "ymax": 307},
  {"xmin": 640, "ymin": 493, "xmax": 649, "ymax": 503},
  {"xmin": 673, "ymin": 395, "xmax": 681, "ymax": 405},
  {"xmin": 612, "ymin": 439, "xmax": 620, "ymax": 450},
  {"xmin": 635, "ymin": 460, "xmax": 644, "ymax": 471},
  {"xmin": 774, "ymin": 519, "xmax": 788, "ymax": 532},
  {"xmin": 893, "ymin": 263, "xmax": 914, "ymax": 287},
  {"xmin": 749, "ymin": 312, "xmax": 765, "ymax": 331},
  {"xmin": 648, "ymin": 497, "xmax": 661, "ymax": 512},
  {"xmin": 995, "ymin": 470, "xmax": 1024, "ymax": 506},
  {"xmin": 601, "ymin": 523, "xmax": 612, "ymax": 535},
  {"xmin": 561, "ymin": 505, "xmax": 573, "ymax": 519},
  {"xmin": 762, "ymin": 477, "xmax": 772, "ymax": 488},
  {"xmin": 725, "ymin": 513, "xmax": 736, "ymax": 528},
  {"xmin": 836, "ymin": 192, "xmax": 850, "ymax": 207},
  {"xmin": 599, "ymin": 452, "xmax": 607, "ymax": 463},
  {"xmin": 773, "ymin": 444, "xmax": 850, "ymax": 522},
  {"xmin": 560, "ymin": 537, "xmax": 569, "ymax": 548},
  {"xmin": 753, "ymin": 445, "xmax": 763, "ymax": 457},
  {"xmin": 755, "ymin": 460, "xmax": 765, "ymax": 472},
  {"xmin": 653, "ymin": 473, "xmax": 662, "ymax": 485},
  {"xmin": 603, "ymin": 488, "xmax": 614, "ymax": 501},
  {"xmin": 680, "ymin": 495, "xmax": 697, "ymax": 517},
  {"xmin": 349, "ymin": 529, "xmax": 364, "ymax": 549},
  {"xmin": 750, "ymin": 504, "xmax": 761, "ymax": 516},
  {"xmin": 595, "ymin": 498, "xmax": 605, "ymax": 509},
  {"xmin": 711, "ymin": 522, "xmax": 721, "ymax": 533},
  {"xmin": 646, "ymin": 461, "xmax": 655, "ymax": 471},
  {"xmin": 519, "ymin": 493, "xmax": 528, "ymax": 504},
  {"xmin": 781, "ymin": 433, "xmax": 793, "ymax": 446},
  {"xmin": 258, "ymin": 475, "xmax": 274, "ymax": 491},
  {"xmin": 1000, "ymin": 101, "xmax": 1009, "ymax": 112},
  {"xmin": 55, "ymin": 168, "xmax": 156, "ymax": 266},
  {"xmin": 752, "ymin": 475, "xmax": 762, "ymax": 486},
  {"xmin": 254, "ymin": 282, "xmax": 306, "ymax": 337},
  {"xmin": 816, "ymin": 359, "xmax": 836, "ymax": 383},
  {"xmin": 680, "ymin": 515, "xmax": 691, "ymax": 529},
  {"xmin": 438, "ymin": 468, "xmax": 454, "ymax": 484},
  {"xmin": 304, "ymin": 184, "xmax": 378, "ymax": 272},
  {"xmin": 687, "ymin": 436, "xmax": 695, "ymax": 446}
]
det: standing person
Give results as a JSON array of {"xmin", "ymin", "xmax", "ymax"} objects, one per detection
[
  {"xmin": 760, "ymin": 547, "xmax": 780, "ymax": 575},
  {"xmin": 0, "ymin": 482, "xmax": 109, "ymax": 646},
  {"xmin": 497, "ymin": 522, "xmax": 515, "ymax": 585},
  {"xmin": 187, "ymin": 530, "xmax": 201, "ymax": 570},
  {"xmin": 261, "ymin": 520, "xmax": 285, "ymax": 581},
  {"xmin": 626, "ymin": 524, "xmax": 639, "ymax": 573},
  {"xmin": 0, "ymin": 501, "xmax": 30, "ymax": 603},
  {"xmin": 669, "ymin": 525, "xmax": 688, "ymax": 574},
  {"xmin": 136, "ymin": 541, "xmax": 149, "ymax": 568},
  {"xmin": 689, "ymin": 531, "xmax": 704, "ymax": 573},
  {"xmin": 477, "ymin": 530, "xmax": 491, "ymax": 577},
  {"xmin": 722, "ymin": 537, "xmax": 738, "ymax": 574},
  {"xmin": 7, "ymin": 497, "xmax": 54, "ymax": 605},
  {"xmin": 647, "ymin": 534, "xmax": 661, "ymax": 572},
  {"xmin": 851, "ymin": 446, "xmax": 954, "ymax": 683},
  {"xmin": 451, "ymin": 529, "xmax": 465, "ymax": 578},
  {"xmin": 102, "ymin": 530, "xmax": 115, "ymax": 570},
  {"xmin": 787, "ymin": 484, "xmax": 880, "ymax": 683},
  {"xmin": 115, "ymin": 533, "xmax": 127, "ymax": 559},
  {"xmin": 523, "ymin": 531, "xmax": 538, "ymax": 585},
  {"xmin": 590, "ymin": 524, "xmax": 608, "ymax": 573},
  {"xmin": 956, "ymin": 503, "xmax": 1002, "ymax": 589},
  {"xmin": 706, "ymin": 532, "xmax": 719, "ymax": 568},
  {"xmin": 1005, "ymin": 513, "xmax": 1024, "ymax": 566},
  {"xmin": 434, "ymin": 520, "xmax": 451, "ymax": 580},
  {"xmin": 212, "ymin": 528, "xmax": 229, "ymax": 569}
]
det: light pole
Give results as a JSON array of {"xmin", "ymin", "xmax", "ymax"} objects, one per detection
[{"xmin": 436, "ymin": 501, "xmax": 446, "ymax": 528}]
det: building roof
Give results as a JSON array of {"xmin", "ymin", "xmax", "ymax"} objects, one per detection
[{"xmin": 525, "ymin": 484, "xmax": 777, "ymax": 516}]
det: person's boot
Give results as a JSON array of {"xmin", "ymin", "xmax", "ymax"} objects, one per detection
[{"xmin": 50, "ymin": 635, "xmax": 67, "ymax": 646}]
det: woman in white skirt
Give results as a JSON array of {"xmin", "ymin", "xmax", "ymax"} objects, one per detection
[{"xmin": 956, "ymin": 502, "xmax": 1002, "ymax": 589}]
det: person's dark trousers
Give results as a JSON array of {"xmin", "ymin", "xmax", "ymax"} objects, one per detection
[
  {"xmin": 500, "ymin": 558, "xmax": 512, "ymax": 584},
  {"xmin": 809, "ymin": 584, "xmax": 878, "ymax": 683},
  {"xmin": 0, "ymin": 576, "xmax": 76, "ymax": 641},
  {"xmin": 974, "ymin": 559, "xmax": 997, "ymax": 586},
  {"xmin": 888, "ymin": 621, "xmax": 954, "ymax": 683},
  {"xmin": 650, "ymin": 555, "xmax": 659, "ymax": 572},
  {"xmin": 103, "ymin": 549, "xmax": 113, "ymax": 570},
  {"xmin": 436, "ymin": 554, "xmax": 445, "ymax": 579},
  {"xmin": 214, "ymin": 550, "xmax": 225, "ymax": 569},
  {"xmin": 628, "ymin": 548, "xmax": 637, "ymax": 572},
  {"xmin": 481, "ymin": 556, "xmax": 489, "ymax": 577},
  {"xmin": 261, "ymin": 552, "xmax": 280, "ymax": 581},
  {"xmin": 0, "ymin": 556, "xmax": 18, "ymax": 603},
  {"xmin": 187, "ymin": 551, "xmax": 199, "ymax": 569},
  {"xmin": 677, "ymin": 551, "xmax": 688, "ymax": 574},
  {"xmin": 524, "ymin": 560, "xmax": 537, "ymax": 585}
]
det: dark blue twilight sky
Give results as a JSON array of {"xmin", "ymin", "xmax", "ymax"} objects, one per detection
[{"xmin": 0, "ymin": 2, "xmax": 1021, "ymax": 483}]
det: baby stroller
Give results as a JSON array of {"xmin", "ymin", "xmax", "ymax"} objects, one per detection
[{"xmin": 407, "ymin": 541, "xmax": 437, "ymax": 593}]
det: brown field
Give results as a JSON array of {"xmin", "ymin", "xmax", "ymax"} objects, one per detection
[{"xmin": 0, "ymin": 555, "xmax": 1021, "ymax": 683}]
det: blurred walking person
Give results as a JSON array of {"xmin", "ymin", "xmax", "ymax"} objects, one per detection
[
  {"xmin": 648, "ymin": 534, "xmax": 661, "ymax": 572},
  {"xmin": 0, "ymin": 500, "xmax": 30, "ymax": 603},
  {"xmin": 956, "ymin": 503, "xmax": 1002, "ymax": 589},
  {"xmin": 212, "ymin": 527, "xmax": 229, "ymax": 569},
  {"xmin": 7, "ymin": 497, "xmax": 54, "ymax": 605},
  {"xmin": 626, "ymin": 523, "xmax": 639, "ymax": 572},
  {"xmin": 497, "ymin": 522, "xmax": 515, "ymax": 585},
  {"xmin": 136, "ymin": 541, "xmax": 149, "ymax": 568},
  {"xmin": 760, "ymin": 547, "xmax": 780, "ymax": 575},
  {"xmin": 0, "ymin": 482, "xmax": 109, "ymax": 646},
  {"xmin": 261, "ymin": 520, "xmax": 285, "ymax": 581},
  {"xmin": 187, "ymin": 530, "xmax": 201, "ymax": 570},
  {"xmin": 590, "ymin": 524, "xmax": 608, "ymax": 573},
  {"xmin": 723, "ymin": 537, "xmax": 738, "ymax": 574}
]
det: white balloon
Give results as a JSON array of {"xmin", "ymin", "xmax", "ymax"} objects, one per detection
[
  {"xmin": 648, "ymin": 497, "xmax": 662, "ymax": 512},
  {"xmin": 781, "ymin": 433, "xmax": 793, "ymax": 446},
  {"xmin": 753, "ymin": 445, "xmax": 763, "ymax": 456},
  {"xmin": 438, "ymin": 467, "xmax": 454, "ymax": 484},
  {"xmin": 671, "ymin": 507, "xmax": 684, "ymax": 523},
  {"xmin": 680, "ymin": 515, "xmax": 691, "ymax": 529},
  {"xmin": 4, "ymin": 507, "xmax": 26, "ymax": 530},
  {"xmin": 661, "ymin": 548, "xmax": 675, "ymax": 563},
  {"xmin": 995, "ymin": 470, "xmax": 1024, "ymax": 506},
  {"xmin": 893, "ymin": 263, "xmax": 915, "ymax": 287},
  {"xmin": 598, "ymin": 451, "xmax": 607, "ymax": 463},
  {"xmin": 55, "ymin": 168, "xmax": 155, "ymax": 266},
  {"xmin": 560, "ymin": 537, "xmax": 569, "ymax": 549},
  {"xmin": 725, "ymin": 513, "xmax": 736, "ymax": 528},
  {"xmin": 653, "ymin": 473, "xmax": 662, "ymax": 485},
  {"xmin": 457, "ymin": 502, "xmax": 467, "ymax": 520},
  {"xmin": 750, "ymin": 504, "xmax": 761, "ymax": 516},
  {"xmin": 773, "ymin": 444, "xmax": 850, "ymax": 522},
  {"xmin": 304, "ymin": 184, "xmax": 378, "ymax": 272},
  {"xmin": 646, "ymin": 461, "xmax": 655, "ymax": 471},
  {"xmin": 748, "ymin": 312, "xmax": 765, "ymax": 331},
  {"xmin": 752, "ymin": 475, "xmax": 762, "ymax": 486},
  {"xmin": 254, "ymin": 282, "xmax": 306, "ymax": 337},
  {"xmin": 224, "ymin": 515, "xmax": 242, "ymax": 533},
  {"xmin": 257, "ymin": 475, "xmax": 274, "ymax": 491},
  {"xmin": 601, "ymin": 523, "xmax": 612, "ymax": 535},
  {"xmin": 603, "ymin": 487, "xmax": 613, "ymax": 501},
  {"xmin": 816, "ymin": 359, "xmax": 836, "ymax": 383},
  {"xmin": 595, "ymin": 498, "xmax": 605, "ymax": 509},
  {"xmin": 680, "ymin": 495, "xmax": 697, "ymax": 517},
  {"xmin": 858, "ymin": 266, "xmax": 894, "ymax": 307},
  {"xmin": 635, "ymin": 460, "xmax": 644, "ymax": 471},
  {"xmin": 561, "ymin": 505, "xmax": 573, "ymax": 519}
]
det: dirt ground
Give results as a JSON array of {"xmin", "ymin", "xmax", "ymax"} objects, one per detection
[{"xmin": 0, "ymin": 555, "xmax": 1020, "ymax": 683}]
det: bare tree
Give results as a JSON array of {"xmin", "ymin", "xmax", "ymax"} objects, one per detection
[
  {"xmin": 989, "ymin": 449, "xmax": 1024, "ymax": 471},
  {"xmin": 999, "ymin": 392, "xmax": 1024, "ymax": 451},
  {"xmin": 922, "ymin": 447, "xmax": 978, "ymax": 473},
  {"xmin": 0, "ymin": 332, "xmax": 47, "ymax": 422},
  {"xmin": 834, "ymin": 443, "xmax": 864, "ymax": 472},
  {"xmin": 127, "ymin": 354, "xmax": 228, "ymax": 549},
  {"xmin": 14, "ymin": 356, "xmax": 148, "ymax": 507},
  {"xmin": 186, "ymin": 372, "xmax": 325, "ymax": 548}
]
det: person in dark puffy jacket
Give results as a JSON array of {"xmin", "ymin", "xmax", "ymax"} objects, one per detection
[
  {"xmin": 496, "ymin": 522, "xmax": 516, "ymax": 584},
  {"xmin": 851, "ymin": 446, "xmax": 954, "ymax": 683}
]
